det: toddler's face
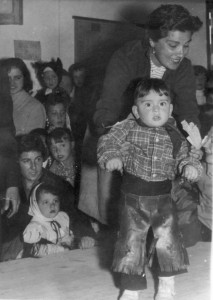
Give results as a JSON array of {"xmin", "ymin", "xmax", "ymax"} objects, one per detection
[
  {"xmin": 132, "ymin": 90, "xmax": 173, "ymax": 127},
  {"xmin": 50, "ymin": 137, "xmax": 72, "ymax": 163},
  {"xmin": 47, "ymin": 103, "xmax": 66, "ymax": 129},
  {"xmin": 37, "ymin": 191, "xmax": 60, "ymax": 218},
  {"xmin": 43, "ymin": 70, "xmax": 58, "ymax": 89}
]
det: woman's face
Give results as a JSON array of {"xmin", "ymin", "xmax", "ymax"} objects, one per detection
[
  {"xmin": 47, "ymin": 103, "xmax": 66, "ymax": 129},
  {"xmin": 8, "ymin": 67, "xmax": 24, "ymax": 95},
  {"xmin": 19, "ymin": 151, "xmax": 43, "ymax": 184},
  {"xmin": 150, "ymin": 30, "xmax": 192, "ymax": 70}
]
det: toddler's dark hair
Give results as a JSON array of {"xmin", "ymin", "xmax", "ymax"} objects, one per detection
[
  {"xmin": 134, "ymin": 77, "xmax": 171, "ymax": 104},
  {"xmin": 47, "ymin": 127, "xmax": 74, "ymax": 147},
  {"xmin": 35, "ymin": 183, "xmax": 61, "ymax": 204}
]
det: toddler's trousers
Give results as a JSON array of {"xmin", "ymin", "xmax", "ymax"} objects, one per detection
[{"xmin": 112, "ymin": 191, "xmax": 189, "ymax": 291}]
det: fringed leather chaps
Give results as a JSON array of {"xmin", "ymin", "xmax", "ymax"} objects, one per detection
[{"xmin": 112, "ymin": 192, "xmax": 189, "ymax": 276}]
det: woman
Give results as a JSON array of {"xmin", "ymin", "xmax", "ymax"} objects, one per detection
[
  {"xmin": 94, "ymin": 4, "xmax": 202, "ymax": 133},
  {"xmin": 1, "ymin": 58, "xmax": 46, "ymax": 136},
  {"xmin": 0, "ymin": 61, "xmax": 20, "ymax": 256},
  {"xmin": 79, "ymin": 5, "xmax": 203, "ymax": 234}
]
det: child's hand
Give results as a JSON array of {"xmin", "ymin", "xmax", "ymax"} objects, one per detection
[
  {"xmin": 182, "ymin": 165, "xmax": 198, "ymax": 181},
  {"xmin": 59, "ymin": 231, "xmax": 74, "ymax": 248},
  {"xmin": 105, "ymin": 158, "xmax": 123, "ymax": 173},
  {"xmin": 79, "ymin": 236, "xmax": 95, "ymax": 249}
]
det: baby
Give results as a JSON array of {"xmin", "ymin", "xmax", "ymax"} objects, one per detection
[{"xmin": 23, "ymin": 182, "xmax": 94, "ymax": 258}]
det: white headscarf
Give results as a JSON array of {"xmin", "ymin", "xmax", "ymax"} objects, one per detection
[{"xmin": 29, "ymin": 183, "xmax": 58, "ymax": 223}]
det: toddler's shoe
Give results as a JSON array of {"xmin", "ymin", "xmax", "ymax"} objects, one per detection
[
  {"xmin": 119, "ymin": 289, "xmax": 141, "ymax": 300},
  {"xmin": 155, "ymin": 276, "xmax": 175, "ymax": 300}
]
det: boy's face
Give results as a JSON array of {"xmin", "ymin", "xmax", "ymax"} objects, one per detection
[
  {"xmin": 47, "ymin": 103, "xmax": 66, "ymax": 128},
  {"xmin": 73, "ymin": 69, "xmax": 85, "ymax": 87},
  {"xmin": 37, "ymin": 191, "xmax": 60, "ymax": 218},
  {"xmin": 50, "ymin": 138, "xmax": 73, "ymax": 163},
  {"xmin": 59, "ymin": 75, "xmax": 73, "ymax": 95},
  {"xmin": 195, "ymin": 74, "xmax": 206, "ymax": 91},
  {"xmin": 132, "ymin": 90, "xmax": 173, "ymax": 127},
  {"xmin": 43, "ymin": 70, "xmax": 58, "ymax": 89}
]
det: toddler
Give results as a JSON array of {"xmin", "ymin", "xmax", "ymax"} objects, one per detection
[
  {"xmin": 48, "ymin": 127, "xmax": 76, "ymax": 187},
  {"xmin": 97, "ymin": 78, "xmax": 202, "ymax": 300},
  {"xmin": 23, "ymin": 183, "xmax": 95, "ymax": 258}
]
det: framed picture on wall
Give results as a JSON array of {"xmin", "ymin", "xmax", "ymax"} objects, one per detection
[{"xmin": 0, "ymin": 0, "xmax": 23, "ymax": 25}]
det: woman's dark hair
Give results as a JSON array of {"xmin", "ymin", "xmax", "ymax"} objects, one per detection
[
  {"xmin": 32, "ymin": 58, "xmax": 63, "ymax": 88},
  {"xmin": 30, "ymin": 128, "xmax": 48, "ymax": 139},
  {"xmin": 45, "ymin": 87, "xmax": 69, "ymax": 112},
  {"xmin": 147, "ymin": 4, "xmax": 203, "ymax": 41},
  {"xmin": 0, "ymin": 59, "xmax": 14, "ymax": 132},
  {"xmin": 0, "ymin": 57, "xmax": 33, "ymax": 92},
  {"xmin": 47, "ymin": 127, "xmax": 74, "ymax": 147},
  {"xmin": 16, "ymin": 133, "xmax": 46, "ymax": 159},
  {"xmin": 193, "ymin": 65, "xmax": 207, "ymax": 77},
  {"xmin": 134, "ymin": 77, "xmax": 171, "ymax": 104},
  {"xmin": 35, "ymin": 182, "xmax": 61, "ymax": 204}
]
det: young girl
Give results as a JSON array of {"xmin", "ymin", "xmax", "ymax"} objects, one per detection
[
  {"xmin": 23, "ymin": 182, "xmax": 95, "ymax": 258},
  {"xmin": 45, "ymin": 87, "xmax": 71, "ymax": 133},
  {"xmin": 32, "ymin": 58, "xmax": 63, "ymax": 105},
  {"xmin": 48, "ymin": 127, "xmax": 77, "ymax": 187}
]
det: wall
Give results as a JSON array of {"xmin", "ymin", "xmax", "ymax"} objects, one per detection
[{"xmin": 0, "ymin": 0, "xmax": 208, "ymax": 88}]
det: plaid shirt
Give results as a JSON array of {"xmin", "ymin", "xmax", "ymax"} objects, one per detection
[{"xmin": 97, "ymin": 114, "xmax": 202, "ymax": 181}]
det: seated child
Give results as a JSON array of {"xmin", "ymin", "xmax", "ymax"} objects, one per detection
[
  {"xmin": 97, "ymin": 78, "xmax": 203, "ymax": 300},
  {"xmin": 47, "ymin": 128, "xmax": 77, "ymax": 187},
  {"xmin": 23, "ymin": 182, "xmax": 95, "ymax": 258},
  {"xmin": 45, "ymin": 87, "xmax": 71, "ymax": 133}
]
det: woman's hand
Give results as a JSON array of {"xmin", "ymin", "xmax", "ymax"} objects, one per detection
[{"xmin": 1, "ymin": 186, "xmax": 20, "ymax": 218}]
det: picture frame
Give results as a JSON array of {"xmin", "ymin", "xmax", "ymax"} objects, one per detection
[{"xmin": 0, "ymin": 0, "xmax": 23, "ymax": 25}]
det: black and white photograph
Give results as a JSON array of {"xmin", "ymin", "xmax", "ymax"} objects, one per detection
[{"xmin": 0, "ymin": 0, "xmax": 212, "ymax": 299}]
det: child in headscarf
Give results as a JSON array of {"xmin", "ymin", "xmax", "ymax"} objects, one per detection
[{"xmin": 23, "ymin": 182, "xmax": 94, "ymax": 258}]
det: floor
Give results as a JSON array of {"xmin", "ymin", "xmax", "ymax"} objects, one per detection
[{"xmin": 0, "ymin": 241, "xmax": 211, "ymax": 300}]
